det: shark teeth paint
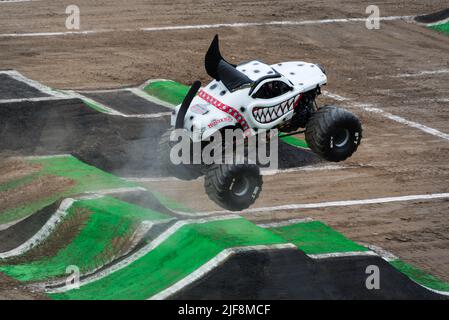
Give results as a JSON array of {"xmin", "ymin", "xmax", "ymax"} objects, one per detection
[{"xmin": 252, "ymin": 95, "xmax": 299, "ymax": 124}]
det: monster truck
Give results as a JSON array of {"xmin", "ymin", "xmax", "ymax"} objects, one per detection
[{"xmin": 159, "ymin": 35, "xmax": 362, "ymax": 211}]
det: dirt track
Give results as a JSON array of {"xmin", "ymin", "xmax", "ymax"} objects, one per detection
[
  {"xmin": 1, "ymin": 0, "xmax": 449, "ymax": 285},
  {"xmin": 0, "ymin": 0, "xmax": 446, "ymax": 90}
]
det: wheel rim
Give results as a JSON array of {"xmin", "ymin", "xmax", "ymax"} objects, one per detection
[
  {"xmin": 232, "ymin": 176, "xmax": 250, "ymax": 197},
  {"xmin": 334, "ymin": 129, "xmax": 350, "ymax": 148}
]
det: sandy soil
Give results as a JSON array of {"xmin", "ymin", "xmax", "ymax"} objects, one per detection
[
  {"xmin": 1, "ymin": 0, "xmax": 449, "ymax": 291},
  {"xmin": 0, "ymin": 0, "xmax": 446, "ymax": 90},
  {"xmin": 0, "ymin": 0, "xmax": 443, "ymax": 33}
]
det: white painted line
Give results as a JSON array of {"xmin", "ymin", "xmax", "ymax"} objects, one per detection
[
  {"xmin": 181, "ymin": 193, "xmax": 449, "ymax": 216},
  {"xmin": 369, "ymin": 68, "xmax": 449, "ymax": 79},
  {"xmin": 84, "ymin": 187, "xmax": 147, "ymax": 195},
  {"xmin": 123, "ymin": 176, "xmax": 180, "ymax": 183},
  {"xmin": 358, "ymin": 243, "xmax": 398, "ymax": 262},
  {"xmin": 141, "ymin": 16, "xmax": 412, "ymax": 32},
  {"xmin": 125, "ymin": 111, "xmax": 172, "ymax": 119},
  {"xmin": 44, "ymin": 214, "xmax": 241, "ymax": 293},
  {"xmin": 307, "ymin": 251, "xmax": 378, "ymax": 259},
  {"xmin": 360, "ymin": 105, "xmax": 449, "ymax": 142},
  {"xmin": 0, "ymin": 0, "xmax": 38, "ymax": 3},
  {"xmin": 404, "ymin": 97, "xmax": 449, "ymax": 104},
  {"xmin": 149, "ymin": 243, "xmax": 297, "ymax": 300},
  {"xmin": 0, "ymin": 30, "xmax": 108, "ymax": 38},
  {"xmin": 22, "ymin": 154, "xmax": 71, "ymax": 160},
  {"xmin": 128, "ymin": 87, "xmax": 175, "ymax": 109},
  {"xmin": 426, "ymin": 17, "xmax": 449, "ymax": 27},
  {"xmin": 78, "ymin": 88, "xmax": 130, "ymax": 94},
  {"xmin": 78, "ymin": 86, "xmax": 176, "ymax": 110},
  {"xmin": 257, "ymin": 217, "xmax": 314, "ymax": 228},
  {"xmin": 0, "ymin": 96, "xmax": 74, "ymax": 104},
  {"xmin": 321, "ymin": 91, "xmax": 350, "ymax": 101},
  {"xmin": 122, "ymin": 165, "xmax": 357, "ymax": 183},
  {"xmin": 261, "ymin": 164, "xmax": 356, "ymax": 176},
  {"xmin": 419, "ymin": 285, "xmax": 449, "ymax": 297},
  {"xmin": 69, "ymin": 90, "xmax": 172, "ymax": 119},
  {"xmin": 0, "ymin": 16, "xmax": 413, "ymax": 38},
  {"xmin": 322, "ymin": 91, "xmax": 449, "ymax": 142},
  {"xmin": 394, "ymin": 69, "xmax": 449, "ymax": 78},
  {"xmin": 64, "ymin": 90, "xmax": 125, "ymax": 115},
  {"xmin": 0, "ymin": 70, "xmax": 65, "ymax": 98}
]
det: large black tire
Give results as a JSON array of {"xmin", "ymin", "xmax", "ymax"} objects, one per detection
[
  {"xmin": 158, "ymin": 129, "xmax": 203, "ymax": 180},
  {"xmin": 204, "ymin": 164, "xmax": 262, "ymax": 211},
  {"xmin": 305, "ymin": 106, "xmax": 362, "ymax": 162}
]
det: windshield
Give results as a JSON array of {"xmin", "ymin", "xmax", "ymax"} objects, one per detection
[{"xmin": 252, "ymin": 80, "xmax": 292, "ymax": 99}]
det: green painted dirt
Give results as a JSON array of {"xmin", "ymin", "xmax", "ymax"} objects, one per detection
[
  {"xmin": 430, "ymin": 22, "xmax": 449, "ymax": 35},
  {"xmin": 0, "ymin": 156, "xmax": 135, "ymax": 225},
  {"xmin": 82, "ymin": 99, "xmax": 111, "ymax": 114},
  {"xmin": 0, "ymin": 196, "xmax": 168, "ymax": 282},
  {"xmin": 143, "ymin": 80, "xmax": 189, "ymax": 106},
  {"xmin": 390, "ymin": 259, "xmax": 449, "ymax": 292},
  {"xmin": 279, "ymin": 135, "xmax": 309, "ymax": 149},
  {"xmin": 269, "ymin": 221, "xmax": 368, "ymax": 254},
  {"xmin": 50, "ymin": 218, "xmax": 286, "ymax": 300}
]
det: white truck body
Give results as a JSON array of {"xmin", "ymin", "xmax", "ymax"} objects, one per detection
[{"xmin": 171, "ymin": 60, "xmax": 327, "ymax": 142}]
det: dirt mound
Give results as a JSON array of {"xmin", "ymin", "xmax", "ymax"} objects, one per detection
[
  {"xmin": 171, "ymin": 248, "xmax": 446, "ymax": 300},
  {"xmin": 0, "ymin": 74, "xmax": 50, "ymax": 100},
  {"xmin": 0, "ymin": 98, "xmax": 170, "ymax": 176},
  {"xmin": 415, "ymin": 8, "xmax": 449, "ymax": 23},
  {"xmin": 0, "ymin": 200, "xmax": 60, "ymax": 253},
  {"xmin": 5, "ymin": 207, "xmax": 90, "ymax": 265},
  {"xmin": 0, "ymin": 97, "xmax": 320, "ymax": 177}
]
